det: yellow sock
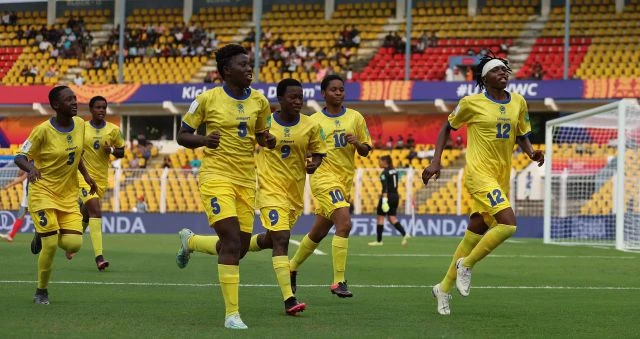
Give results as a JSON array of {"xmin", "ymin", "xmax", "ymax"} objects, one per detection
[
  {"xmin": 272, "ymin": 256, "xmax": 294, "ymax": 300},
  {"xmin": 331, "ymin": 235, "xmax": 349, "ymax": 284},
  {"xmin": 188, "ymin": 235, "xmax": 218, "ymax": 255},
  {"xmin": 462, "ymin": 224, "xmax": 516, "ymax": 268},
  {"xmin": 37, "ymin": 234, "xmax": 58, "ymax": 289},
  {"xmin": 58, "ymin": 233, "xmax": 83, "ymax": 254},
  {"xmin": 88, "ymin": 217, "xmax": 103, "ymax": 257},
  {"xmin": 249, "ymin": 234, "xmax": 262, "ymax": 252},
  {"xmin": 440, "ymin": 230, "xmax": 483, "ymax": 293},
  {"xmin": 218, "ymin": 264, "xmax": 240, "ymax": 316},
  {"xmin": 289, "ymin": 234, "xmax": 318, "ymax": 271}
]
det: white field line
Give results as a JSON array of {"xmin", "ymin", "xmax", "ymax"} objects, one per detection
[
  {"xmin": 349, "ymin": 254, "xmax": 638, "ymax": 259},
  {"xmin": 505, "ymin": 239, "xmax": 527, "ymax": 243},
  {"xmin": 1, "ymin": 280, "xmax": 639, "ymax": 290},
  {"xmin": 289, "ymin": 239, "xmax": 326, "ymax": 255}
]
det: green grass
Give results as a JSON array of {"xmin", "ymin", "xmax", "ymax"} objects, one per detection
[{"xmin": 1, "ymin": 234, "xmax": 640, "ymax": 338}]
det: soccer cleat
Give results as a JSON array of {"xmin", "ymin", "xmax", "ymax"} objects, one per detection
[
  {"xmin": 330, "ymin": 281, "xmax": 353, "ymax": 298},
  {"xmin": 33, "ymin": 289, "xmax": 49, "ymax": 305},
  {"xmin": 367, "ymin": 241, "xmax": 383, "ymax": 246},
  {"xmin": 455, "ymin": 257, "xmax": 472, "ymax": 297},
  {"xmin": 224, "ymin": 313, "xmax": 248, "ymax": 330},
  {"xmin": 432, "ymin": 283, "xmax": 452, "ymax": 315},
  {"xmin": 290, "ymin": 271, "xmax": 297, "ymax": 294},
  {"xmin": 96, "ymin": 255, "xmax": 110, "ymax": 271},
  {"xmin": 30, "ymin": 233, "xmax": 42, "ymax": 255},
  {"xmin": 401, "ymin": 234, "xmax": 410, "ymax": 246},
  {"xmin": 176, "ymin": 228, "xmax": 194, "ymax": 269},
  {"xmin": 284, "ymin": 297, "xmax": 306, "ymax": 316},
  {"xmin": 65, "ymin": 251, "xmax": 76, "ymax": 260}
]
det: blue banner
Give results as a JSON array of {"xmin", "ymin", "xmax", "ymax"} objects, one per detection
[
  {"xmin": 411, "ymin": 80, "xmax": 584, "ymax": 101},
  {"xmin": 550, "ymin": 215, "xmax": 615, "ymax": 240},
  {"xmin": 0, "ymin": 211, "xmax": 543, "ymax": 237}
]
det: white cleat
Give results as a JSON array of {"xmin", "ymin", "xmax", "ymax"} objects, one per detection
[
  {"xmin": 176, "ymin": 228, "xmax": 194, "ymax": 269},
  {"xmin": 224, "ymin": 313, "xmax": 248, "ymax": 330},
  {"xmin": 368, "ymin": 241, "xmax": 383, "ymax": 246},
  {"xmin": 432, "ymin": 283, "xmax": 451, "ymax": 315},
  {"xmin": 455, "ymin": 257, "xmax": 472, "ymax": 297},
  {"xmin": 401, "ymin": 234, "xmax": 410, "ymax": 246}
]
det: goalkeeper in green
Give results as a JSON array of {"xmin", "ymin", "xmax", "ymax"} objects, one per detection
[{"xmin": 368, "ymin": 155, "xmax": 409, "ymax": 246}]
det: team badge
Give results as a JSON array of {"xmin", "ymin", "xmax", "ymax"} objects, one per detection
[
  {"xmin": 67, "ymin": 135, "xmax": 73, "ymax": 145},
  {"xmin": 237, "ymin": 103, "xmax": 244, "ymax": 114},
  {"xmin": 284, "ymin": 127, "xmax": 291, "ymax": 138},
  {"xmin": 499, "ymin": 105, "xmax": 506, "ymax": 114}
]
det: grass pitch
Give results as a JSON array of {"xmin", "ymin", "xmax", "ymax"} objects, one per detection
[{"xmin": 1, "ymin": 234, "xmax": 639, "ymax": 338}]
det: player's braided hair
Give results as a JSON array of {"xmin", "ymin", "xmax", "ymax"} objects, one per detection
[
  {"xmin": 474, "ymin": 52, "xmax": 511, "ymax": 91},
  {"xmin": 48, "ymin": 85, "xmax": 70, "ymax": 107},
  {"xmin": 277, "ymin": 78, "xmax": 302, "ymax": 97},
  {"xmin": 89, "ymin": 95, "xmax": 107, "ymax": 109},
  {"xmin": 321, "ymin": 74, "xmax": 344, "ymax": 91},
  {"xmin": 215, "ymin": 44, "xmax": 248, "ymax": 81}
]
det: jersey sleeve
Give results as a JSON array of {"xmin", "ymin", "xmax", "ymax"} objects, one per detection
[
  {"xmin": 309, "ymin": 123, "xmax": 328, "ymax": 155},
  {"xmin": 182, "ymin": 93, "xmax": 207, "ymax": 132},
  {"xmin": 380, "ymin": 171, "xmax": 388, "ymax": 194},
  {"xmin": 111, "ymin": 126, "xmax": 126, "ymax": 148},
  {"xmin": 448, "ymin": 97, "xmax": 472, "ymax": 130},
  {"xmin": 254, "ymin": 95, "xmax": 270, "ymax": 134},
  {"xmin": 516, "ymin": 97, "xmax": 532, "ymax": 138},
  {"xmin": 17, "ymin": 125, "xmax": 43, "ymax": 159},
  {"xmin": 356, "ymin": 114, "xmax": 372, "ymax": 147}
]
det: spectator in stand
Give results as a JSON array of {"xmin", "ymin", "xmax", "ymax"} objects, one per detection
[
  {"xmin": 162, "ymin": 156, "xmax": 172, "ymax": 168},
  {"xmin": 134, "ymin": 195, "xmax": 148, "ymax": 213},
  {"xmin": 406, "ymin": 134, "xmax": 415, "ymax": 149},
  {"xmin": 129, "ymin": 157, "xmax": 140, "ymax": 169},
  {"xmin": 455, "ymin": 135, "xmax": 464, "ymax": 149},
  {"xmin": 374, "ymin": 134, "xmax": 384, "ymax": 149},
  {"xmin": 407, "ymin": 145, "xmax": 418, "ymax": 162},
  {"xmin": 244, "ymin": 28, "xmax": 256, "ymax": 42},
  {"xmin": 466, "ymin": 48, "xmax": 476, "ymax": 56},
  {"xmin": 531, "ymin": 63, "xmax": 544, "ymax": 80},
  {"xmin": 396, "ymin": 135, "xmax": 405, "ymax": 149},
  {"xmin": 383, "ymin": 32, "xmax": 395, "ymax": 47},
  {"xmin": 2, "ymin": 11, "xmax": 10, "ymax": 25},
  {"xmin": 427, "ymin": 31, "xmax": 438, "ymax": 47},
  {"xmin": 386, "ymin": 136, "xmax": 394, "ymax": 150},
  {"xmin": 44, "ymin": 65, "xmax": 58, "ymax": 78},
  {"xmin": 9, "ymin": 11, "xmax": 17, "ymax": 25},
  {"xmin": 349, "ymin": 26, "xmax": 361, "ymax": 48},
  {"xmin": 417, "ymin": 30, "xmax": 428, "ymax": 53},
  {"xmin": 73, "ymin": 74, "xmax": 84, "ymax": 85}
]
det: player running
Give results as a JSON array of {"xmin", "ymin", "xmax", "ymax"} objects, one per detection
[
  {"xmin": 75, "ymin": 95, "xmax": 125, "ymax": 270},
  {"xmin": 368, "ymin": 155, "xmax": 409, "ymax": 246},
  {"xmin": 288, "ymin": 74, "xmax": 372, "ymax": 298},
  {"xmin": 175, "ymin": 44, "xmax": 275, "ymax": 329},
  {"xmin": 424, "ymin": 55, "xmax": 544, "ymax": 315},
  {"xmin": 0, "ymin": 170, "xmax": 28, "ymax": 242},
  {"xmin": 15, "ymin": 85, "xmax": 97, "ymax": 305},
  {"xmin": 246, "ymin": 78, "xmax": 327, "ymax": 315}
]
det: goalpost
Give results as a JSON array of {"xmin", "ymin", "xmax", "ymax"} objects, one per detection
[{"xmin": 543, "ymin": 99, "xmax": 640, "ymax": 251}]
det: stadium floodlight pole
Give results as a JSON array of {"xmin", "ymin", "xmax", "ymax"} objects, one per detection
[
  {"xmin": 404, "ymin": 0, "xmax": 413, "ymax": 81},
  {"xmin": 563, "ymin": 0, "xmax": 570, "ymax": 80},
  {"xmin": 117, "ymin": 0, "xmax": 125, "ymax": 84},
  {"xmin": 253, "ymin": 0, "xmax": 263, "ymax": 83}
]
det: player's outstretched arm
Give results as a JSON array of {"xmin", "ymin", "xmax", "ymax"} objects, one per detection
[
  {"xmin": 14, "ymin": 155, "xmax": 40, "ymax": 183},
  {"xmin": 517, "ymin": 135, "xmax": 544, "ymax": 167},
  {"xmin": 422, "ymin": 122, "xmax": 452, "ymax": 186}
]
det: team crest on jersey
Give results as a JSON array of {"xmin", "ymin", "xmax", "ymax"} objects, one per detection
[
  {"xmin": 499, "ymin": 105, "xmax": 506, "ymax": 114},
  {"xmin": 284, "ymin": 127, "xmax": 291, "ymax": 138},
  {"xmin": 237, "ymin": 103, "xmax": 244, "ymax": 114},
  {"xmin": 334, "ymin": 120, "xmax": 341, "ymax": 127},
  {"xmin": 66, "ymin": 135, "xmax": 73, "ymax": 145}
]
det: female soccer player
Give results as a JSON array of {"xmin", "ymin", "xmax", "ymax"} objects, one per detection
[
  {"xmin": 423, "ymin": 55, "xmax": 544, "ymax": 315},
  {"xmin": 368, "ymin": 155, "xmax": 409, "ymax": 246},
  {"xmin": 15, "ymin": 85, "xmax": 97, "ymax": 304},
  {"xmin": 0, "ymin": 170, "xmax": 28, "ymax": 242},
  {"xmin": 77, "ymin": 95, "xmax": 125, "ymax": 270},
  {"xmin": 175, "ymin": 44, "xmax": 275, "ymax": 329},
  {"xmin": 288, "ymin": 74, "xmax": 372, "ymax": 298},
  {"xmin": 247, "ymin": 78, "xmax": 327, "ymax": 315}
]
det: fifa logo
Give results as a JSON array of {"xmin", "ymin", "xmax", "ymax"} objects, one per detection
[
  {"xmin": 499, "ymin": 105, "xmax": 506, "ymax": 114},
  {"xmin": 237, "ymin": 103, "xmax": 244, "ymax": 114},
  {"xmin": 284, "ymin": 127, "xmax": 291, "ymax": 138}
]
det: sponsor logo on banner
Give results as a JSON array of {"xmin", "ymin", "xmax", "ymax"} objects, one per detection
[
  {"xmin": 0, "ymin": 211, "xmax": 16, "ymax": 231},
  {"xmin": 181, "ymin": 85, "xmax": 320, "ymax": 101},
  {"xmin": 456, "ymin": 82, "xmax": 539, "ymax": 97}
]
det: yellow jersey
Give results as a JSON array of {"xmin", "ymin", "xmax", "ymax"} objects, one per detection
[
  {"xmin": 18, "ymin": 116, "xmax": 86, "ymax": 212},
  {"xmin": 310, "ymin": 107, "xmax": 372, "ymax": 192},
  {"xmin": 77, "ymin": 120, "xmax": 125, "ymax": 189},
  {"xmin": 182, "ymin": 86, "xmax": 271, "ymax": 188},
  {"xmin": 449, "ymin": 91, "xmax": 531, "ymax": 193},
  {"xmin": 257, "ymin": 113, "xmax": 327, "ymax": 211}
]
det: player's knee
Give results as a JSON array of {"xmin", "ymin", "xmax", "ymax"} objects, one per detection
[
  {"xmin": 221, "ymin": 235, "xmax": 242, "ymax": 254},
  {"xmin": 335, "ymin": 217, "xmax": 352, "ymax": 235},
  {"xmin": 58, "ymin": 234, "xmax": 83, "ymax": 253},
  {"xmin": 272, "ymin": 233, "xmax": 290, "ymax": 251}
]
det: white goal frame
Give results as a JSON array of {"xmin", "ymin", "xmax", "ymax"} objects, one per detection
[{"xmin": 543, "ymin": 99, "xmax": 640, "ymax": 251}]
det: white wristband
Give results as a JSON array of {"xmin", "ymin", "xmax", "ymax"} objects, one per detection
[{"xmin": 110, "ymin": 147, "xmax": 114, "ymax": 154}]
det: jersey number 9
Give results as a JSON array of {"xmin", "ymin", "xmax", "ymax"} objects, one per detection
[{"xmin": 269, "ymin": 209, "xmax": 279, "ymax": 226}]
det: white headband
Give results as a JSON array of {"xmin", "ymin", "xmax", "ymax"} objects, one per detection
[{"xmin": 481, "ymin": 59, "xmax": 506, "ymax": 77}]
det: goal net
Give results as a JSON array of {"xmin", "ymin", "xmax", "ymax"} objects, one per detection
[{"xmin": 544, "ymin": 99, "xmax": 640, "ymax": 251}]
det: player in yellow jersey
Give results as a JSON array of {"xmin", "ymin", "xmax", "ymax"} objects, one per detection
[
  {"xmin": 76, "ymin": 95, "xmax": 125, "ymax": 270},
  {"xmin": 15, "ymin": 86, "xmax": 97, "ymax": 305},
  {"xmin": 289, "ymin": 75, "xmax": 372, "ymax": 298},
  {"xmin": 174, "ymin": 44, "xmax": 275, "ymax": 330},
  {"xmin": 423, "ymin": 55, "xmax": 544, "ymax": 315},
  {"xmin": 245, "ymin": 78, "xmax": 327, "ymax": 315}
]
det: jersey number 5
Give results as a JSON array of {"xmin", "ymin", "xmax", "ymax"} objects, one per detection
[
  {"xmin": 496, "ymin": 123, "xmax": 511, "ymax": 139},
  {"xmin": 210, "ymin": 197, "xmax": 221, "ymax": 214}
]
